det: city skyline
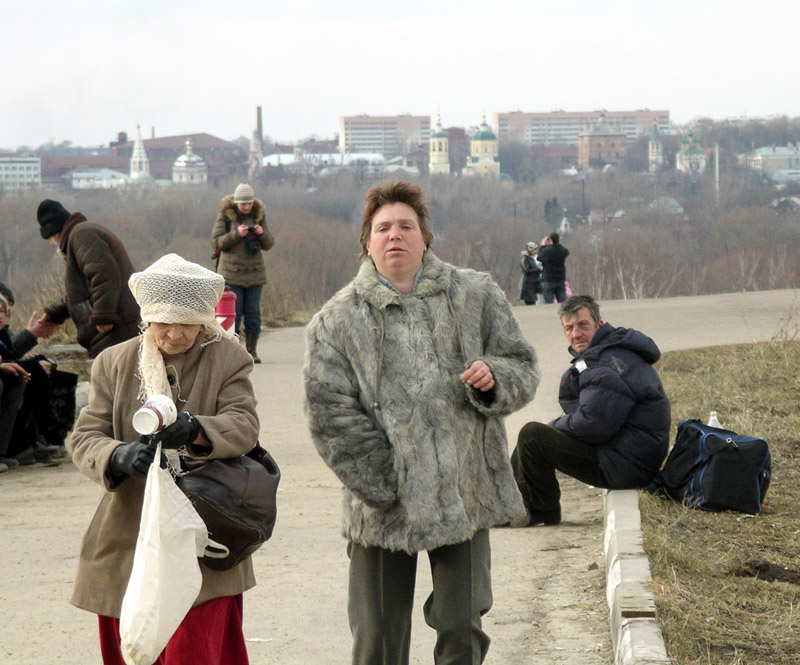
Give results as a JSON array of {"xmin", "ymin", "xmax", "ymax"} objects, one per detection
[{"xmin": 3, "ymin": 0, "xmax": 799, "ymax": 150}]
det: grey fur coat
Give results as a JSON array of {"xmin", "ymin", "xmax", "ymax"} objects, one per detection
[{"xmin": 304, "ymin": 251, "xmax": 540, "ymax": 553}]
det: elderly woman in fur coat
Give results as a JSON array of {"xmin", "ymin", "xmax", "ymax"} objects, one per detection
[{"xmin": 303, "ymin": 181, "xmax": 540, "ymax": 665}]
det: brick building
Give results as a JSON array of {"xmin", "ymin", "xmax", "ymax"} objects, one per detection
[{"xmin": 109, "ymin": 131, "xmax": 246, "ymax": 180}]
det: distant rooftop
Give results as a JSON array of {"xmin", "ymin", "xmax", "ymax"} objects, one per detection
[{"xmin": 747, "ymin": 145, "xmax": 800, "ymax": 157}]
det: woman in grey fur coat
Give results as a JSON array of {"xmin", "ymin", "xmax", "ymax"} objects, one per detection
[{"xmin": 303, "ymin": 181, "xmax": 540, "ymax": 665}]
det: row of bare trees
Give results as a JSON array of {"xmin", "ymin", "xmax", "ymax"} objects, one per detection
[{"xmin": 1, "ymin": 170, "xmax": 798, "ymax": 336}]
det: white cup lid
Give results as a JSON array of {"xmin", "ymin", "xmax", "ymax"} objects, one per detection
[{"xmin": 132, "ymin": 408, "xmax": 161, "ymax": 435}]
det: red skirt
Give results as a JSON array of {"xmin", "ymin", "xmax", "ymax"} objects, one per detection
[{"xmin": 98, "ymin": 594, "xmax": 248, "ymax": 665}]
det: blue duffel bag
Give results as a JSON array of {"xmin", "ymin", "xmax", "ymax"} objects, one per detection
[{"xmin": 648, "ymin": 419, "xmax": 771, "ymax": 515}]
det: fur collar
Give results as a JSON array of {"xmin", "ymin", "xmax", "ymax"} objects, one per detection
[
  {"xmin": 59, "ymin": 212, "xmax": 88, "ymax": 252},
  {"xmin": 354, "ymin": 251, "xmax": 451, "ymax": 309},
  {"xmin": 219, "ymin": 194, "xmax": 266, "ymax": 223}
]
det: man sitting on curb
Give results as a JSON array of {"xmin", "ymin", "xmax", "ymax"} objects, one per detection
[{"xmin": 509, "ymin": 295, "xmax": 671, "ymax": 527}]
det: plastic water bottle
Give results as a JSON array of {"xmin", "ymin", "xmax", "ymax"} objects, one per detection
[{"xmin": 707, "ymin": 411, "xmax": 721, "ymax": 428}]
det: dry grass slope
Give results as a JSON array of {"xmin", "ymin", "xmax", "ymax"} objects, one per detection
[{"xmin": 641, "ymin": 339, "xmax": 800, "ymax": 665}]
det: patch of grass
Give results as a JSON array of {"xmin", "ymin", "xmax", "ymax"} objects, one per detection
[{"xmin": 641, "ymin": 340, "xmax": 800, "ymax": 664}]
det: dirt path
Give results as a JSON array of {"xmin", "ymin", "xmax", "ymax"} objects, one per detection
[{"xmin": 2, "ymin": 289, "xmax": 796, "ymax": 664}]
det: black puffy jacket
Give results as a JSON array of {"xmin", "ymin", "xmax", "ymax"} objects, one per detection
[{"xmin": 550, "ymin": 323, "xmax": 670, "ymax": 488}]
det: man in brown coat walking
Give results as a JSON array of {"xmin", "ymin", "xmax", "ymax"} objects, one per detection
[{"xmin": 36, "ymin": 199, "xmax": 140, "ymax": 358}]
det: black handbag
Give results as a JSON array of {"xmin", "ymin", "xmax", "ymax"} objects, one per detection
[{"xmin": 176, "ymin": 442, "xmax": 280, "ymax": 570}]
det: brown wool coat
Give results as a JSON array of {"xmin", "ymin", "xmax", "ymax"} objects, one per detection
[
  {"xmin": 45, "ymin": 214, "xmax": 141, "ymax": 358},
  {"xmin": 210, "ymin": 195, "xmax": 275, "ymax": 288},
  {"xmin": 68, "ymin": 333, "xmax": 260, "ymax": 618}
]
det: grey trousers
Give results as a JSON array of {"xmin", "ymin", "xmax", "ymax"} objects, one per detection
[{"xmin": 346, "ymin": 529, "xmax": 492, "ymax": 665}]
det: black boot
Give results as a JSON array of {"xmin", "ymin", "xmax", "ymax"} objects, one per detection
[{"xmin": 245, "ymin": 332, "xmax": 262, "ymax": 364}]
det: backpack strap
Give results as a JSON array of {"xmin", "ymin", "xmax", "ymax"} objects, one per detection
[{"xmin": 698, "ymin": 433, "xmax": 736, "ymax": 463}]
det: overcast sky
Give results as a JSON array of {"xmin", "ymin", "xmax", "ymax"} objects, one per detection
[{"xmin": 3, "ymin": 0, "xmax": 798, "ymax": 149}]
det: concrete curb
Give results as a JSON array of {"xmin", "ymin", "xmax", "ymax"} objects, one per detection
[{"xmin": 603, "ymin": 490, "xmax": 671, "ymax": 665}]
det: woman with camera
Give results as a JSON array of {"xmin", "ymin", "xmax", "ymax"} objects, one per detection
[
  {"xmin": 68, "ymin": 254, "xmax": 260, "ymax": 665},
  {"xmin": 210, "ymin": 183, "xmax": 274, "ymax": 362}
]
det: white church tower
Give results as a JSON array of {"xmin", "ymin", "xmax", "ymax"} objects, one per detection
[
  {"xmin": 429, "ymin": 112, "xmax": 450, "ymax": 175},
  {"xmin": 129, "ymin": 124, "xmax": 151, "ymax": 180},
  {"xmin": 648, "ymin": 121, "xmax": 664, "ymax": 173}
]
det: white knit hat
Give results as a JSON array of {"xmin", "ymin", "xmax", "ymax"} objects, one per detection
[
  {"xmin": 129, "ymin": 253, "xmax": 224, "ymax": 326},
  {"xmin": 129, "ymin": 254, "xmax": 233, "ymax": 401},
  {"xmin": 233, "ymin": 183, "xmax": 255, "ymax": 203}
]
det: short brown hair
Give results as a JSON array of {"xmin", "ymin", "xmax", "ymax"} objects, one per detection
[
  {"xmin": 358, "ymin": 181, "xmax": 433, "ymax": 260},
  {"xmin": 558, "ymin": 295, "xmax": 601, "ymax": 323}
]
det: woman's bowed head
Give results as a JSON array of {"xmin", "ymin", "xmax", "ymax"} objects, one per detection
[{"xmin": 126, "ymin": 254, "xmax": 235, "ymax": 450}]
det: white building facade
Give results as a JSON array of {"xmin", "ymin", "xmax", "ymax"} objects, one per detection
[
  {"xmin": 739, "ymin": 145, "xmax": 800, "ymax": 179},
  {"xmin": 0, "ymin": 156, "xmax": 41, "ymax": 191},
  {"xmin": 71, "ymin": 168, "xmax": 128, "ymax": 189}
]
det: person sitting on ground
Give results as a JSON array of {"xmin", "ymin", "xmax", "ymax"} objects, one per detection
[
  {"xmin": 0, "ymin": 294, "xmax": 30, "ymax": 471},
  {"xmin": 509, "ymin": 294, "xmax": 670, "ymax": 526},
  {"xmin": 0, "ymin": 281, "xmax": 59, "ymax": 353},
  {"xmin": 0, "ymin": 283, "xmax": 70, "ymax": 465}
]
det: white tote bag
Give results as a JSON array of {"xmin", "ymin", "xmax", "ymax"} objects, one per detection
[{"xmin": 119, "ymin": 444, "xmax": 209, "ymax": 665}]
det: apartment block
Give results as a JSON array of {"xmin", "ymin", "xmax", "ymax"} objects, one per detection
[
  {"xmin": 493, "ymin": 109, "xmax": 670, "ymax": 146},
  {"xmin": 338, "ymin": 115, "xmax": 431, "ymax": 157},
  {"xmin": 0, "ymin": 156, "xmax": 41, "ymax": 191}
]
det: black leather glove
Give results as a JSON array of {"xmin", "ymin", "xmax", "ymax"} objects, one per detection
[
  {"xmin": 152, "ymin": 412, "xmax": 201, "ymax": 449},
  {"xmin": 108, "ymin": 438, "xmax": 157, "ymax": 481}
]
